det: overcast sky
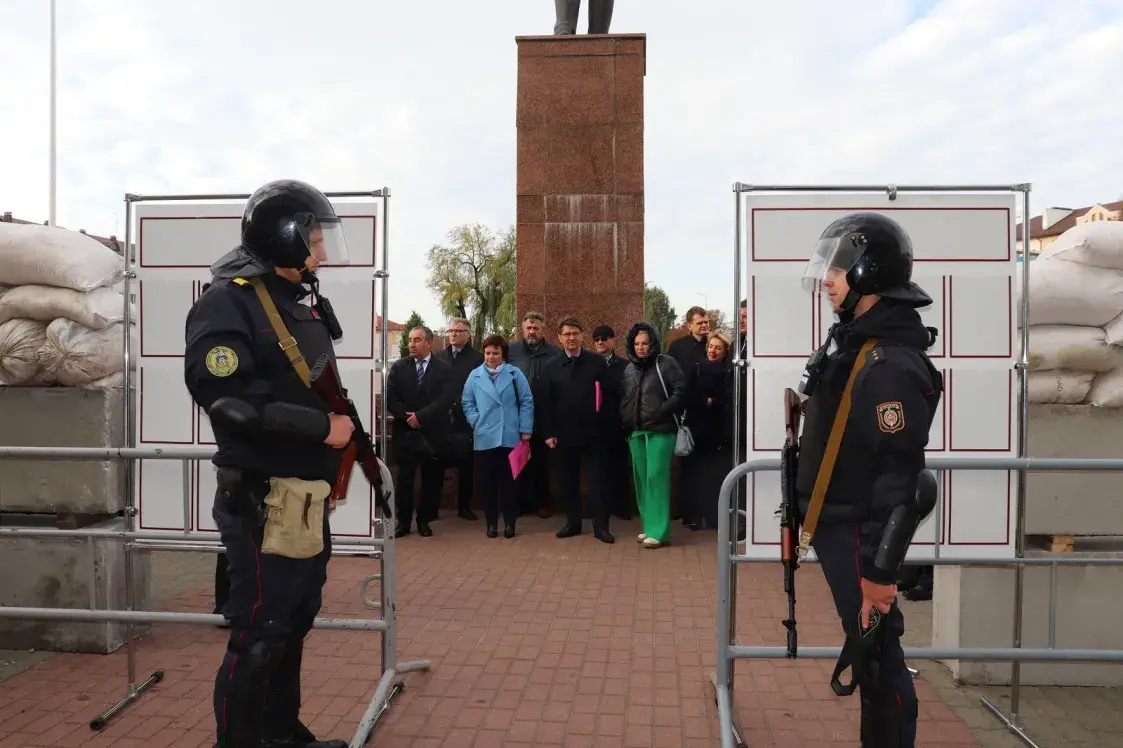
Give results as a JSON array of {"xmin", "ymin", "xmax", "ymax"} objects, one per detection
[{"xmin": 1, "ymin": 0, "xmax": 1121, "ymax": 326}]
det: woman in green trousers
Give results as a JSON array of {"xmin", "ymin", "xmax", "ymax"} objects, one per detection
[{"xmin": 618, "ymin": 322, "xmax": 686, "ymax": 548}]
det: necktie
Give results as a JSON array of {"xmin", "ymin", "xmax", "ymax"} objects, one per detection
[{"xmin": 417, "ymin": 359, "xmax": 426, "ymax": 383}]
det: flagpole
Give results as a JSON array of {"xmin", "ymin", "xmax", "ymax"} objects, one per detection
[{"xmin": 48, "ymin": 0, "xmax": 57, "ymax": 227}]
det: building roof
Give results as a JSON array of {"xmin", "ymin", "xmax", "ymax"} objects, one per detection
[
  {"xmin": 376, "ymin": 315, "xmax": 404, "ymax": 332},
  {"xmin": 1016, "ymin": 200, "xmax": 1123, "ymax": 242},
  {"xmin": 1, "ymin": 211, "xmax": 124, "ymax": 253}
]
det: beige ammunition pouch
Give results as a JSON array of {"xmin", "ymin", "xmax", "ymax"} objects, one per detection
[{"xmin": 261, "ymin": 477, "xmax": 331, "ymax": 559}]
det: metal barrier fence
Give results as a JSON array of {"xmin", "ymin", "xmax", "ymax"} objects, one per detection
[
  {"xmin": 713, "ymin": 456, "xmax": 1123, "ymax": 748},
  {"xmin": 0, "ymin": 445, "xmax": 429, "ymax": 748}
]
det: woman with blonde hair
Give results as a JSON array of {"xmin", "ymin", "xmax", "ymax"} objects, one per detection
[{"xmin": 684, "ymin": 330, "xmax": 735, "ymax": 529}]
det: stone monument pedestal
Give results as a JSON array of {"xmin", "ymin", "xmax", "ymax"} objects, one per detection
[{"xmin": 514, "ymin": 34, "xmax": 646, "ymax": 344}]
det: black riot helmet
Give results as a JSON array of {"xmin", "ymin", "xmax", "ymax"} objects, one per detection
[
  {"xmin": 801, "ymin": 211, "xmax": 931, "ymax": 311},
  {"xmin": 240, "ymin": 179, "xmax": 350, "ymax": 270}
]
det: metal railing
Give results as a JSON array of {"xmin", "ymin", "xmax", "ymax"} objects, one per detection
[
  {"xmin": 0, "ymin": 445, "xmax": 429, "ymax": 748},
  {"xmin": 713, "ymin": 456, "xmax": 1123, "ymax": 748}
]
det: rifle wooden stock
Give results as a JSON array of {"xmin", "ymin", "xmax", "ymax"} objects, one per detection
[{"xmin": 309, "ymin": 356, "xmax": 392, "ymax": 519}]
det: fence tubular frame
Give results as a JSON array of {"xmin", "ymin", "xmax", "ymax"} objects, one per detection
[
  {"xmin": 714, "ymin": 456, "xmax": 1123, "ymax": 748},
  {"xmin": 718, "ymin": 182, "xmax": 1087, "ymax": 748},
  {"xmin": 0, "ymin": 187, "xmax": 428, "ymax": 748}
]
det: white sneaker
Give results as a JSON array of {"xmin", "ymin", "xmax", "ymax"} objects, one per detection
[
  {"xmin": 642, "ymin": 537, "xmax": 662, "ymax": 548},
  {"xmin": 637, "ymin": 533, "xmax": 646, "ymax": 542}
]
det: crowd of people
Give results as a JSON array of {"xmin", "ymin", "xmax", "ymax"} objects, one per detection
[{"xmin": 385, "ymin": 306, "xmax": 745, "ymax": 546}]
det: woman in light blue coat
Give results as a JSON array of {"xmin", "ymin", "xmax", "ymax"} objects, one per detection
[{"xmin": 460, "ymin": 334, "xmax": 534, "ymax": 538}]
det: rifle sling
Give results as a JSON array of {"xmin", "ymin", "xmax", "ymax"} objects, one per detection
[
  {"xmin": 249, "ymin": 277, "xmax": 313, "ymax": 388},
  {"xmin": 798, "ymin": 337, "xmax": 878, "ymax": 555}
]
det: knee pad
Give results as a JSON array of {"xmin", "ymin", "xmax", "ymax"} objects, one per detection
[{"xmin": 228, "ymin": 635, "xmax": 287, "ymax": 693}]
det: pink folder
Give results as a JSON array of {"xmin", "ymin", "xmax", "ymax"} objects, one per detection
[
  {"xmin": 509, "ymin": 440, "xmax": 532, "ymax": 479},
  {"xmin": 595, "ymin": 381, "xmax": 603, "ymax": 412}
]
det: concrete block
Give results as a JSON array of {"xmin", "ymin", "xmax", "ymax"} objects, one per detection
[
  {"xmin": 932, "ymin": 541, "xmax": 1123, "ymax": 686},
  {"xmin": 0, "ymin": 386, "xmax": 132, "ymax": 516},
  {"xmin": 1027, "ymin": 404, "xmax": 1123, "ymax": 536},
  {"xmin": 0, "ymin": 516, "xmax": 152, "ymax": 653}
]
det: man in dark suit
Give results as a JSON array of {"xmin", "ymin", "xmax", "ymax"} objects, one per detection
[
  {"xmin": 539, "ymin": 317, "xmax": 614, "ymax": 544},
  {"xmin": 437, "ymin": 317, "xmax": 485, "ymax": 521},
  {"xmin": 591, "ymin": 325, "xmax": 633, "ymax": 520},
  {"xmin": 385, "ymin": 325, "xmax": 457, "ymax": 537},
  {"xmin": 508, "ymin": 311, "xmax": 562, "ymax": 517},
  {"xmin": 668, "ymin": 306, "xmax": 712, "ymax": 530}
]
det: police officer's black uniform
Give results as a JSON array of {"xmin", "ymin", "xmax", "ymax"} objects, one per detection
[
  {"xmin": 794, "ymin": 212, "xmax": 942, "ymax": 748},
  {"xmin": 184, "ymin": 179, "xmax": 353, "ymax": 748}
]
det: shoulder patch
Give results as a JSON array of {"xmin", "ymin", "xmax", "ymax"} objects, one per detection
[
  {"xmin": 876, "ymin": 401, "xmax": 905, "ymax": 433},
  {"xmin": 864, "ymin": 346, "xmax": 885, "ymax": 366},
  {"xmin": 232, "ymin": 277, "xmax": 249, "ymax": 286},
  {"xmin": 205, "ymin": 346, "xmax": 239, "ymax": 377}
]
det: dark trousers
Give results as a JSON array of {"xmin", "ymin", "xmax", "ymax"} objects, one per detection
[
  {"xmin": 211, "ymin": 479, "xmax": 332, "ymax": 747},
  {"xmin": 395, "ymin": 454, "xmax": 445, "ymax": 527},
  {"xmin": 604, "ymin": 439, "xmax": 633, "ymax": 519},
  {"xmin": 557, "ymin": 444, "xmax": 610, "ymax": 531},
  {"xmin": 694, "ymin": 443, "xmax": 735, "ymax": 529},
  {"xmin": 813, "ymin": 522, "xmax": 918, "ymax": 748},
  {"xmin": 476, "ymin": 447, "xmax": 518, "ymax": 527},
  {"xmin": 449, "ymin": 443, "xmax": 476, "ymax": 512},
  {"xmin": 214, "ymin": 552, "xmax": 230, "ymax": 614},
  {"xmin": 517, "ymin": 437, "xmax": 552, "ymax": 514}
]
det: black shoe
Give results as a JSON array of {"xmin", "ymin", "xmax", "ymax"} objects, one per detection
[
  {"xmin": 556, "ymin": 524, "xmax": 581, "ymax": 538},
  {"xmin": 394, "ymin": 524, "xmax": 411, "ymax": 539},
  {"xmin": 486, "ymin": 525, "xmax": 498, "ymax": 538},
  {"xmin": 262, "ymin": 719, "xmax": 347, "ymax": 748},
  {"xmin": 504, "ymin": 524, "xmax": 516, "ymax": 539},
  {"xmin": 459, "ymin": 508, "xmax": 478, "ymax": 521},
  {"xmin": 903, "ymin": 586, "xmax": 932, "ymax": 602},
  {"xmin": 418, "ymin": 522, "xmax": 433, "ymax": 537},
  {"xmin": 594, "ymin": 529, "xmax": 615, "ymax": 544}
]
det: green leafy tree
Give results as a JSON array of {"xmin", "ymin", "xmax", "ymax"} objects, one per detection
[
  {"xmin": 643, "ymin": 283, "xmax": 677, "ymax": 343},
  {"xmin": 708, "ymin": 308, "xmax": 733, "ymax": 337},
  {"xmin": 425, "ymin": 223, "xmax": 516, "ymax": 346},
  {"xmin": 399, "ymin": 310, "xmax": 426, "ymax": 359}
]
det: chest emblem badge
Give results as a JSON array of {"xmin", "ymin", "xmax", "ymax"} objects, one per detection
[{"xmin": 205, "ymin": 346, "xmax": 239, "ymax": 378}]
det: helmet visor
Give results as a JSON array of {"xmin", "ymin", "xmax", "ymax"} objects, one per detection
[
  {"xmin": 298, "ymin": 216, "xmax": 351, "ymax": 265},
  {"xmin": 800, "ymin": 236, "xmax": 863, "ymax": 295}
]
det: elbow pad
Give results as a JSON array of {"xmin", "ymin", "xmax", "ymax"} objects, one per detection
[
  {"xmin": 872, "ymin": 469, "xmax": 938, "ymax": 575},
  {"xmin": 208, "ymin": 397, "xmax": 262, "ymax": 438},
  {"xmin": 262, "ymin": 402, "xmax": 331, "ymax": 442}
]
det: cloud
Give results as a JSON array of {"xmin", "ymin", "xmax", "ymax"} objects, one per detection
[{"xmin": 1, "ymin": 0, "xmax": 1121, "ymax": 325}]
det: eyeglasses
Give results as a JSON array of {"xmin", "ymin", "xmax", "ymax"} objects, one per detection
[{"xmin": 592, "ymin": 336, "xmax": 609, "ymax": 342}]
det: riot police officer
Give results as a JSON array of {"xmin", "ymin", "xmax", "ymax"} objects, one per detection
[
  {"xmin": 793, "ymin": 212, "xmax": 943, "ymax": 747},
  {"xmin": 184, "ymin": 179, "xmax": 355, "ymax": 748}
]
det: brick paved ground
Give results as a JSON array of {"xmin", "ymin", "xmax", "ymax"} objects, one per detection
[{"xmin": 0, "ymin": 517, "xmax": 1119, "ymax": 747}]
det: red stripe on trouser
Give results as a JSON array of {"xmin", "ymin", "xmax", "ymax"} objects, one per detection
[{"xmin": 220, "ymin": 524, "xmax": 265, "ymax": 733}]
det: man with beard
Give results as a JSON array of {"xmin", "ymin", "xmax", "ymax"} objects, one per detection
[{"xmin": 507, "ymin": 312, "xmax": 562, "ymax": 516}]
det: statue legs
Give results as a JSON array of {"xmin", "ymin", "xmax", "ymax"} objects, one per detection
[
  {"xmin": 554, "ymin": 0, "xmax": 614, "ymax": 35},
  {"xmin": 588, "ymin": 0, "xmax": 614, "ymax": 34}
]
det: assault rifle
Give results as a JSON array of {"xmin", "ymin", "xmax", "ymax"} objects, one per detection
[
  {"xmin": 779, "ymin": 387, "xmax": 803, "ymax": 658},
  {"xmin": 309, "ymin": 354, "xmax": 393, "ymax": 519}
]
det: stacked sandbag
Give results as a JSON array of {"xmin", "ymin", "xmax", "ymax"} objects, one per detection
[
  {"xmin": 0, "ymin": 221, "xmax": 136, "ymax": 389},
  {"xmin": 1018, "ymin": 221, "xmax": 1123, "ymax": 405}
]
